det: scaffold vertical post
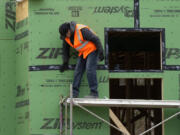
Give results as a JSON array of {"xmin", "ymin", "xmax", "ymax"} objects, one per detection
[
  {"xmin": 59, "ymin": 96, "xmax": 63, "ymax": 135},
  {"xmin": 65, "ymin": 101, "xmax": 68, "ymax": 135},
  {"xmin": 70, "ymin": 84, "xmax": 73, "ymax": 135}
]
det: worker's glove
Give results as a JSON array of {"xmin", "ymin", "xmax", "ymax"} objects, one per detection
[
  {"xmin": 99, "ymin": 51, "xmax": 104, "ymax": 61},
  {"xmin": 59, "ymin": 63, "xmax": 68, "ymax": 72}
]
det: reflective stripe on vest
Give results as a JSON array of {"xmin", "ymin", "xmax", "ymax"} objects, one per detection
[
  {"xmin": 75, "ymin": 24, "xmax": 89, "ymax": 50},
  {"xmin": 76, "ymin": 24, "xmax": 86, "ymax": 43},
  {"xmin": 75, "ymin": 41, "xmax": 89, "ymax": 51}
]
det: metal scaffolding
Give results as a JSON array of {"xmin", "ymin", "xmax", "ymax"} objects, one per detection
[
  {"xmin": 65, "ymin": 98, "xmax": 180, "ymax": 108},
  {"xmin": 59, "ymin": 85, "xmax": 180, "ymax": 135}
]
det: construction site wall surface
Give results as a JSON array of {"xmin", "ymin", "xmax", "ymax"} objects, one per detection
[
  {"xmin": 0, "ymin": 0, "xmax": 16, "ymax": 135},
  {"xmin": 0, "ymin": 0, "xmax": 180, "ymax": 135}
]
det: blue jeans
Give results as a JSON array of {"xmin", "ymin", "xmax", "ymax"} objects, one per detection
[{"xmin": 73, "ymin": 51, "xmax": 98, "ymax": 97}]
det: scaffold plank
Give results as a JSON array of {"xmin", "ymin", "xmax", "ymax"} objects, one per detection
[{"xmin": 65, "ymin": 98, "xmax": 180, "ymax": 108}]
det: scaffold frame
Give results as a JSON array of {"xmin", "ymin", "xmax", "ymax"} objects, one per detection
[{"xmin": 59, "ymin": 84, "xmax": 180, "ymax": 135}]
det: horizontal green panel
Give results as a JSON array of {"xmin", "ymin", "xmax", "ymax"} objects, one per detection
[
  {"xmin": 29, "ymin": 70, "xmax": 109, "ymax": 134},
  {"xmin": 29, "ymin": 70, "xmax": 108, "ymax": 97}
]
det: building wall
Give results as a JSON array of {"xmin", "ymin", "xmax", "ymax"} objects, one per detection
[
  {"xmin": 0, "ymin": 0, "xmax": 16, "ymax": 135},
  {"xmin": 0, "ymin": 0, "xmax": 180, "ymax": 135},
  {"xmin": 28, "ymin": 0, "xmax": 180, "ymax": 135}
]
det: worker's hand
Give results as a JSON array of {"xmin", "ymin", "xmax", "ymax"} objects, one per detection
[
  {"xmin": 59, "ymin": 63, "xmax": 68, "ymax": 72},
  {"xmin": 99, "ymin": 51, "xmax": 104, "ymax": 61}
]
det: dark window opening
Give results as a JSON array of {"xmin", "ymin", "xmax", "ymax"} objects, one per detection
[
  {"xmin": 107, "ymin": 31, "xmax": 162, "ymax": 71},
  {"xmin": 110, "ymin": 78, "xmax": 162, "ymax": 135}
]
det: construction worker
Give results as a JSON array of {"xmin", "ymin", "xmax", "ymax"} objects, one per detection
[{"xmin": 59, "ymin": 21, "xmax": 104, "ymax": 98}]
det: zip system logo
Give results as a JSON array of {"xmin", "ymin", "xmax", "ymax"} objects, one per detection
[
  {"xmin": 92, "ymin": 6, "xmax": 134, "ymax": 17},
  {"xmin": 5, "ymin": 1, "xmax": 16, "ymax": 31},
  {"xmin": 67, "ymin": 6, "xmax": 133, "ymax": 17},
  {"xmin": 36, "ymin": 48, "xmax": 78, "ymax": 59},
  {"xmin": 36, "ymin": 48, "xmax": 63, "ymax": 59},
  {"xmin": 40, "ymin": 118, "xmax": 103, "ymax": 130}
]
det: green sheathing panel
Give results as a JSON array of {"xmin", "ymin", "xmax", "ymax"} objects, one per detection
[
  {"xmin": 29, "ymin": 71, "xmax": 109, "ymax": 135},
  {"xmin": 163, "ymin": 71, "xmax": 180, "ymax": 135},
  {"xmin": 28, "ymin": 0, "xmax": 133, "ymax": 135},
  {"xmin": 0, "ymin": 0, "xmax": 16, "ymax": 135},
  {"xmin": 0, "ymin": 0, "xmax": 15, "ymax": 39},
  {"xmin": 140, "ymin": 0, "xmax": 180, "ymax": 65},
  {"xmin": 15, "ymin": 17, "xmax": 30, "ymax": 135},
  {"xmin": 0, "ymin": 40, "xmax": 16, "ymax": 135}
]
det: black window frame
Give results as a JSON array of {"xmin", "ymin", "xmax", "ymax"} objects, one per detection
[{"xmin": 104, "ymin": 28, "xmax": 165, "ymax": 72}]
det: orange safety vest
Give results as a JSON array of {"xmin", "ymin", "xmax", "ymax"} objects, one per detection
[{"xmin": 65, "ymin": 24, "xmax": 97, "ymax": 59}]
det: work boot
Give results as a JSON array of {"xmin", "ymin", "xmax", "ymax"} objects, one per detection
[
  {"xmin": 73, "ymin": 91, "xmax": 79, "ymax": 98},
  {"xmin": 73, "ymin": 94, "xmax": 78, "ymax": 98},
  {"xmin": 84, "ymin": 93, "xmax": 98, "ymax": 98}
]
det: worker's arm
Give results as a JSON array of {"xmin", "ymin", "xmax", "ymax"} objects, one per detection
[
  {"xmin": 81, "ymin": 28, "xmax": 104, "ymax": 61},
  {"xmin": 60, "ymin": 40, "xmax": 70, "ymax": 72},
  {"xmin": 62, "ymin": 40, "xmax": 70, "ymax": 64}
]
